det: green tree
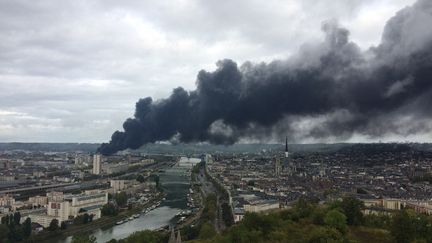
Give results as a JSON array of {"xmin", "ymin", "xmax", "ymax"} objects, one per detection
[
  {"xmin": 294, "ymin": 197, "xmax": 316, "ymax": 219},
  {"xmin": 61, "ymin": 221, "xmax": 67, "ymax": 230},
  {"xmin": 101, "ymin": 203, "xmax": 118, "ymax": 216},
  {"xmin": 243, "ymin": 213, "xmax": 280, "ymax": 236},
  {"xmin": 136, "ymin": 174, "xmax": 145, "ymax": 183},
  {"xmin": 229, "ymin": 225, "xmax": 261, "ymax": 243},
  {"xmin": 363, "ymin": 214, "xmax": 391, "ymax": 229},
  {"xmin": 307, "ymin": 227, "xmax": 343, "ymax": 243},
  {"xmin": 8, "ymin": 224, "xmax": 24, "ymax": 241},
  {"xmin": 5, "ymin": 215, "xmax": 11, "ymax": 225},
  {"xmin": 71, "ymin": 234, "xmax": 97, "ymax": 243},
  {"xmin": 324, "ymin": 209, "xmax": 348, "ymax": 233},
  {"xmin": 198, "ymin": 222, "xmax": 216, "ymax": 239},
  {"xmin": 115, "ymin": 192, "xmax": 128, "ymax": 207},
  {"xmin": 221, "ymin": 202, "xmax": 234, "ymax": 227},
  {"xmin": 413, "ymin": 214, "xmax": 432, "ymax": 242},
  {"xmin": 73, "ymin": 215, "xmax": 84, "ymax": 225},
  {"xmin": 23, "ymin": 217, "xmax": 32, "ymax": 238},
  {"xmin": 340, "ymin": 197, "xmax": 364, "ymax": 225},
  {"xmin": 152, "ymin": 174, "xmax": 162, "ymax": 191},
  {"xmin": 0, "ymin": 224, "xmax": 10, "ymax": 242},
  {"xmin": 390, "ymin": 209, "xmax": 415, "ymax": 243},
  {"xmin": 13, "ymin": 212, "xmax": 21, "ymax": 225},
  {"xmin": 48, "ymin": 219, "xmax": 59, "ymax": 231},
  {"xmin": 123, "ymin": 230, "xmax": 165, "ymax": 243},
  {"xmin": 311, "ymin": 207, "xmax": 326, "ymax": 225},
  {"xmin": 181, "ymin": 225, "xmax": 200, "ymax": 241},
  {"xmin": 1, "ymin": 215, "xmax": 7, "ymax": 225},
  {"xmin": 201, "ymin": 194, "xmax": 217, "ymax": 222},
  {"xmin": 83, "ymin": 213, "xmax": 90, "ymax": 224}
]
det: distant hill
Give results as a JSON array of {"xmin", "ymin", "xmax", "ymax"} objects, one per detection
[
  {"xmin": 0, "ymin": 143, "xmax": 100, "ymax": 152},
  {"xmin": 0, "ymin": 142, "xmax": 431, "ymax": 154}
]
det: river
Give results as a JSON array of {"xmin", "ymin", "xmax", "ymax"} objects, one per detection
[{"xmin": 57, "ymin": 164, "xmax": 191, "ymax": 243}]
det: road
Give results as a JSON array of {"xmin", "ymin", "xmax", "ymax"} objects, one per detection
[
  {"xmin": 0, "ymin": 182, "xmax": 77, "ymax": 194},
  {"xmin": 197, "ymin": 166, "xmax": 227, "ymax": 233}
]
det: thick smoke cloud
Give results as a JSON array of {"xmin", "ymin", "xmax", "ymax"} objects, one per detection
[{"xmin": 99, "ymin": 0, "xmax": 432, "ymax": 155}]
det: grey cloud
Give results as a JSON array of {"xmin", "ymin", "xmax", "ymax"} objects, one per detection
[
  {"xmin": 384, "ymin": 76, "xmax": 413, "ymax": 98},
  {"xmin": 0, "ymin": 0, "xmax": 421, "ymax": 143},
  {"xmin": 99, "ymin": 0, "xmax": 432, "ymax": 154}
]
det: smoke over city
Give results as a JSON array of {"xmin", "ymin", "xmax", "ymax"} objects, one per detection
[{"xmin": 99, "ymin": 0, "xmax": 432, "ymax": 155}]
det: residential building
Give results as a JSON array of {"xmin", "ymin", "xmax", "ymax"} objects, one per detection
[{"xmin": 92, "ymin": 154, "xmax": 101, "ymax": 175}]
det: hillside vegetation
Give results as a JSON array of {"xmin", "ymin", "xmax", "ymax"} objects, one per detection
[{"xmin": 101, "ymin": 197, "xmax": 432, "ymax": 243}]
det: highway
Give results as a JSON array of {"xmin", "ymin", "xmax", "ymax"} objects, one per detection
[{"xmin": 0, "ymin": 182, "xmax": 77, "ymax": 194}]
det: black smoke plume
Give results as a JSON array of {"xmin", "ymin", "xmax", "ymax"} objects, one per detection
[{"xmin": 99, "ymin": 0, "xmax": 432, "ymax": 155}]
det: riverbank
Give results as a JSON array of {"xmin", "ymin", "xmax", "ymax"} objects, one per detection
[
  {"xmin": 33, "ymin": 162, "xmax": 193, "ymax": 243},
  {"xmin": 33, "ymin": 193, "xmax": 165, "ymax": 243}
]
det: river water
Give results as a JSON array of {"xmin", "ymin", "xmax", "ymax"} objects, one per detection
[{"xmin": 57, "ymin": 164, "xmax": 190, "ymax": 243}]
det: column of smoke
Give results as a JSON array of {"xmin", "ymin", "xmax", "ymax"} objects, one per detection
[{"xmin": 99, "ymin": 0, "xmax": 432, "ymax": 155}]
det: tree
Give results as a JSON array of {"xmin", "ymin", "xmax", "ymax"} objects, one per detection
[
  {"xmin": 0, "ymin": 224, "xmax": 9, "ymax": 242},
  {"xmin": 6, "ymin": 215, "xmax": 12, "ymax": 225},
  {"xmin": 124, "ymin": 230, "xmax": 165, "ymax": 243},
  {"xmin": 221, "ymin": 202, "xmax": 234, "ymax": 227},
  {"xmin": 307, "ymin": 227, "xmax": 343, "ymax": 243},
  {"xmin": 391, "ymin": 209, "xmax": 415, "ymax": 243},
  {"xmin": 114, "ymin": 192, "xmax": 128, "ymax": 207},
  {"xmin": 23, "ymin": 217, "xmax": 32, "ymax": 238},
  {"xmin": 293, "ymin": 197, "xmax": 316, "ymax": 219},
  {"xmin": 153, "ymin": 174, "xmax": 160, "ymax": 186},
  {"xmin": 8, "ymin": 223, "xmax": 24, "ymax": 241},
  {"xmin": 181, "ymin": 225, "xmax": 200, "ymax": 241},
  {"xmin": 324, "ymin": 209, "xmax": 348, "ymax": 233},
  {"xmin": 61, "ymin": 221, "xmax": 67, "ymax": 230},
  {"xmin": 71, "ymin": 234, "xmax": 97, "ymax": 243},
  {"xmin": 242, "ymin": 213, "xmax": 280, "ymax": 236},
  {"xmin": 363, "ymin": 214, "xmax": 391, "ymax": 229},
  {"xmin": 136, "ymin": 174, "xmax": 145, "ymax": 183},
  {"xmin": 413, "ymin": 213, "xmax": 432, "ymax": 242},
  {"xmin": 198, "ymin": 222, "xmax": 216, "ymax": 239},
  {"xmin": 151, "ymin": 174, "xmax": 162, "ymax": 191},
  {"xmin": 83, "ymin": 213, "xmax": 90, "ymax": 224},
  {"xmin": 227, "ymin": 224, "xmax": 259, "ymax": 243},
  {"xmin": 74, "ymin": 213, "xmax": 94, "ymax": 225},
  {"xmin": 74, "ymin": 215, "xmax": 84, "ymax": 225},
  {"xmin": 48, "ymin": 219, "xmax": 59, "ymax": 231},
  {"xmin": 1, "ymin": 215, "xmax": 6, "ymax": 225},
  {"xmin": 340, "ymin": 197, "xmax": 364, "ymax": 226},
  {"xmin": 102, "ymin": 203, "xmax": 118, "ymax": 216},
  {"xmin": 201, "ymin": 194, "xmax": 217, "ymax": 222},
  {"xmin": 13, "ymin": 212, "xmax": 21, "ymax": 225},
  {"xmin": 311, "ymin": 207, "xmax": 326, "ymax": 225}
]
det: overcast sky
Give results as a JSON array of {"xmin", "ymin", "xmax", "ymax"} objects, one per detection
[{"xmin": 0, "ymin": 0, "xmax": 417, "ymax": 143}]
